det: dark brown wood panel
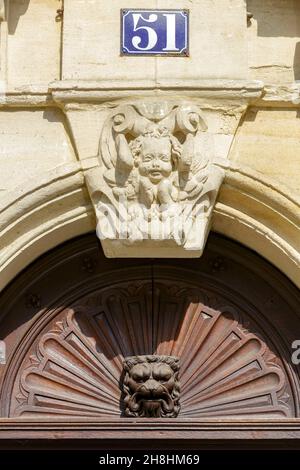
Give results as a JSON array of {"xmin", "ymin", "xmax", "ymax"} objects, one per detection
[{"xmin": 0, "ymin": 232, "xmax": 299, "ymax": 445}]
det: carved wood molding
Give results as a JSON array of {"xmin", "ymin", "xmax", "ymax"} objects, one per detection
[
  {"xmin": 9, "ymin": 281, "xmax": 293, "ymax": 419},
  {"xmin": 2, "ymin": 419, "xmax": 300, "ymax": 444}
]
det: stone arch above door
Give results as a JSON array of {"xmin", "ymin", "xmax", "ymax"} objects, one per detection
[{"xmin": 0, "ymin": 233, "xmax": 299, "ymax": 441}]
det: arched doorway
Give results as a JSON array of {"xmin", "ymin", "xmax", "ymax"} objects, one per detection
[{"xmin": 0, "ymin": 233, "xmax": 299, "ymax": 448}]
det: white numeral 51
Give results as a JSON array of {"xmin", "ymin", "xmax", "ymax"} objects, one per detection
[{"xmin": 132, "ymin": 13, "xmax": 179, "ymax": 51}]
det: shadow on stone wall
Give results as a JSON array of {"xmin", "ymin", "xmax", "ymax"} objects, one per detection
[
  {"xmin": 7, "ymin": 0, "xmax": 30, "ymax": 35},
  {"xmin": 248, "ymin": 0, "xmax": 300, "ymax": 38},
  {"xmin": 294, "ymin": 42, "xmax": 300, "ymax": 81}
]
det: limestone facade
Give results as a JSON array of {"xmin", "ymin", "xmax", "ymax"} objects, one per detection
[{"xmin": 0, "ymin": 0, "xmax": 299, "ymax": 289}]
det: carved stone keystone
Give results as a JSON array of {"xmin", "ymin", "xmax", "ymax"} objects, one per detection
[{"xmin": 86, "ymin": 101, "xmax": 225, "ymax": 257}]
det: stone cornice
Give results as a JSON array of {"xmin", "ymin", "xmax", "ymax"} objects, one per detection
[
  {"xmin": 0, "ymin": 86, "xmax": 52, "ymax": 107},
  {"xmin": 259, "ymin": 84, "xmax": 300, "ymax": 106},
  {"xmin": 2, "ymin": 81, "xmax": 300, "ymax": 107},
  {"xmin": 49, "ymin": 79, "xmax": 264, "ymax": 108},
  {"xmin": 0, "ymin": 80, "xmax": 264, "ymax": 108}
]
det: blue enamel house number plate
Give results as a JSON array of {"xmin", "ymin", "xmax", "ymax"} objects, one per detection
[{"xmin": 121, "ymin": 9, "xmax": 189, "ymax": 56}]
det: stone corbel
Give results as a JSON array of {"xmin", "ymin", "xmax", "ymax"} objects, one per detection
[
  {"xmin": 88, "ymin": 101, "xmax": 227, "ymax": 258},
  {"xmin": 50, "ymin": 80, "xmax": 264, "ymax": 258}
]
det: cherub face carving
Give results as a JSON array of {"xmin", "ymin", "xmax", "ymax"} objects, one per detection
[
  {"xmin": 123, "ymin": 355, "xmax": 180, "ymax": 418},
  {"xmin": 138, "ymin": 136, "xmax": 173, "ymax": 184},
  {"xmin": 130, "ymin": 126, "xmax": 182, "ymax": 184}
]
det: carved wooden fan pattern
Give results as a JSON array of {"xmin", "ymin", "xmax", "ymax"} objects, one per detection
[{"xmin": 11, "ymin": 281, "xmax": 292, "ymax": 418}]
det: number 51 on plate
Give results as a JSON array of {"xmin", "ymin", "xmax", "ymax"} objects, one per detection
[{"xmin": 121, "ymin": 9, "xmax": 189, "ymax": 56}]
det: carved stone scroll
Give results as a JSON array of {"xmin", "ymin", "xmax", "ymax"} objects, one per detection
[{"xmin": 86, "ymin": 102, "xmax": 225, "ymax": 257}]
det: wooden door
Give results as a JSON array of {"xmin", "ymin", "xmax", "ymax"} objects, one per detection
[{"xmin": 0, "ymin": 233, "xmax": 299, "ymax": 447}]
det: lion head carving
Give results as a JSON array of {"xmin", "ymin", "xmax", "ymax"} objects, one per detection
[{"xmin": 122, "ymin": 355, "xmax": 180, "ymax": 418}]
